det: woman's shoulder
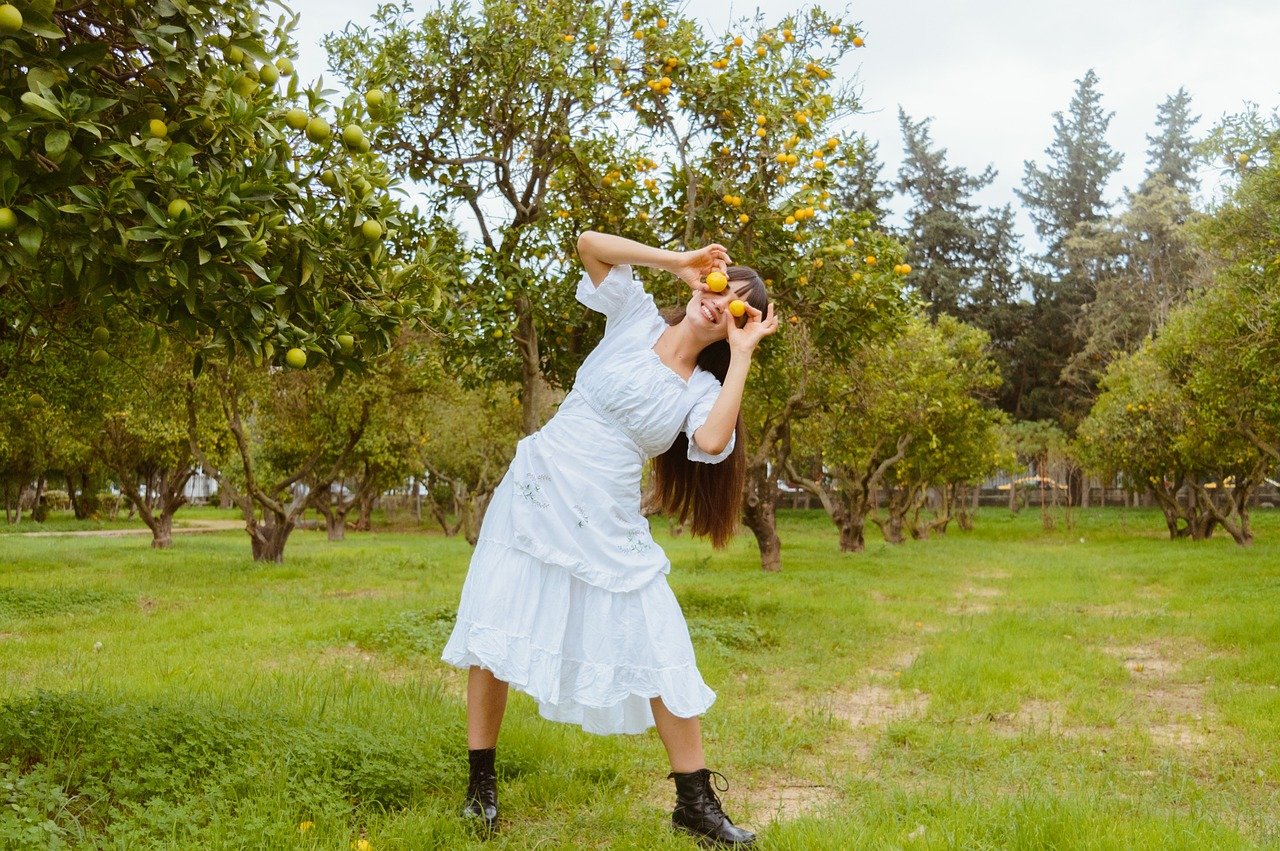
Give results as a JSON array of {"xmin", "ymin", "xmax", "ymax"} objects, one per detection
[{"xmin": 688, "ymin": 365, "xmax": 722, "ymax": 392}]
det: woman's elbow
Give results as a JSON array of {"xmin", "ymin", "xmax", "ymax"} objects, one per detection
[
  {"xmin": 694, "ymin": 430, "xmax": 729, "ymax": 456},
  {"xmin": 576, "ymin": 230, "xmax": 601, "ymax": 257}
]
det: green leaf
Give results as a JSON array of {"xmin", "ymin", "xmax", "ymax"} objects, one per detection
[
  {"xmin": 19, "ymin": 92, "xmax": 63, "ymax": 120},
  {"xmin": 192, "ymin": 351, "xmax": 204, "ymax": 378},
  {"xmin": 44, "ymin": 128, "xmax": 70, "ymax": 158},
  {"xmin": 17, "ymin": 226, "xmax": 43, "ymax": 256}
]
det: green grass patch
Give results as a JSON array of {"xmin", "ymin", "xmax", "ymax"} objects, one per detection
[{"xmin": 0, "ymin": 507, "xmax": 1277, "ymax": 848}]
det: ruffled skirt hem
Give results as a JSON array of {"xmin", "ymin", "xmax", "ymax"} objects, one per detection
[{"xmin": 441, "ymin": 538, "xmax": 715, "ymax": 736}]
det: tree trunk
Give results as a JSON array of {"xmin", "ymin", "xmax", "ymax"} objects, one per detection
[
  {"xmin": 838, "ymin": 508, "xmax": 866, "ymax": 553},
  {"xmin": 459, "ymin": 489, "xmax": 493, "ymax": 545},
  {"xmin": 326, "ymin": 509, "xmax": 347, "ymax": 541},
  {"xmin": 742, "ymin": 460, "xmax": 782, "ymax": 572},
  {"xmin": 151, "ymin": 513, "xmax": 174, "ymax": 549},
  {"xmin": 66, "ymin": 473, "xmax": 82, "ymax": 520},
  {"xmin": 249, "ymin": 514, "xmax": 294, "ymax": 563}
]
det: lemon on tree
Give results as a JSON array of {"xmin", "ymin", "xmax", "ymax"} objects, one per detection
[
  {"xmin": 305, "ymin": 117, "xmax": 332, "ymax": 144},
  {"xmin": 337, "ymin": 334, "xmax": 355, "ymax": 353},
  {"xmin": 285, "ymin": 347, "xmax": 307, "ymax": 369},
  {"xmin": 342, "ymin": 123, "xmax": 370, "ymax": 153},
  {"xmin": 284, "ymin": 108, "xmax": 309, "ymax": 131},
  {"xmin": 167, "ymin": 198, "xmax": 192, "ymax": 219},
  {"xmin": 360, "ymin": 219, "xmax": 383, "ymax": 240},
  {"xmin": 364, "ymin": 89, "xmax": 385, "ymax": 110},
  {"xmin": 92, "ymin": 326, "xmax": 110, "ymax": 345},
  {"xmin": 148, "ymin": 118, "xmax": 168, "ymax": 138},
  {"xmin": 0, "ymin": 207, "xmax": 16, "ymax": 233},
  {"xmin": 0, "ymin": 3, "xmax": 23, "ymax": 33}
]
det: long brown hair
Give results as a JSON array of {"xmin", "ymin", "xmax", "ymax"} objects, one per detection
[{"xmin": 647, "ymin": 266, "xmax": 769, "ymax": 549}]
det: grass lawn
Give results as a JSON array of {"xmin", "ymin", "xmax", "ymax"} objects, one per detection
[{"xmin": 1, "ymin": 507, "xmax": 1278, "ymax": 849}]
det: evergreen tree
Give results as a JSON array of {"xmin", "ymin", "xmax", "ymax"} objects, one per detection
[
  {"xmin": 1143, "ymin": 88, "xmax": 1200, "ymax": 197},
  {"xmin": 894, "ymin": 111, "xmax": 1024, "ymax": 405},
  {"xmin": 1012, "ymin": 69, "xmax": 1124, "ymax": 428},
  {"xmin": 1016, "ymin": 69, "xmax": 1124, "ymax": 265},
  {"xmin": 833, "ymin": 133, "xmax": 891, "ymax": 221}
]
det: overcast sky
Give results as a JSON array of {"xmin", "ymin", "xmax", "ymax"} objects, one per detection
[{"xmin": 286, "ymin": 0, "xmax": 1280, "ymax": 248}]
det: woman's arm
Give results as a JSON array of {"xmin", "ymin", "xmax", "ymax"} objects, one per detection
[
  {"xmin": 577, "ymin": 231, "xmax": 729, "ymax": 289},
  {"xmin": 691, "ymin": 302, "xmax": 780, "ymax": 455},
  {"xmin": 693, "ymin": 353, "xmax": 750, "ymax": 456}
]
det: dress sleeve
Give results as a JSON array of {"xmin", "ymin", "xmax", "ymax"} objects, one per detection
[
  {"xmin": 576, "ymin": 263, "xmax": 656, "ymax": 329},
  {"xmin": 684, "ymin": 371, "xmax": 736, "ymax": 464}
]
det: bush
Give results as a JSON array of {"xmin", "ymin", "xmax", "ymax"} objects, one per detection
[{"xmin": 0, "ymin": 691, "xmax": 453, "ymax": 843}]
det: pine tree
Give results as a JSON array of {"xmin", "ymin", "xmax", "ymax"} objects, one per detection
[
  {"xmin": 1143, "ymin": 88, "xmax": 1200, "ymax": 197},
  {"xmin": 833, "ymin": 133, "xmax": 891, "ymax": 220},
  {"xmin": 894, "ymin": 110, "xmax": 1024, "ymax": 403},
  {"xmin": 1016, "ymin": 69, "xmax": 1124, "ymax": 266},
  {"xmin": 1012, "ymin": 69, "xmax": 1124, "ymax": 428}
]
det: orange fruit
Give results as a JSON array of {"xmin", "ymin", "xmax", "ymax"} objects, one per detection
[
  {"xmin": 705, "ymin": 271, "xmax": 728, "ymax": 292},
  {"xmin": 729, "ymin": 299, "xmax": 746, "ymax": 317}
]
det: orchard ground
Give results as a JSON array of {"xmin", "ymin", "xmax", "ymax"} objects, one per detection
[{"xmin": 1, "ymin": 508, "xmax": 1278, "ymax": 849}]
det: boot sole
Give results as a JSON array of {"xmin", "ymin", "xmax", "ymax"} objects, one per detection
[{"xmin": 672, "ymin": 822, "xmax": 756, "ymax": 847}]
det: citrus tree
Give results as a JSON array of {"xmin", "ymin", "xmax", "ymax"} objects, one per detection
[
  {"xmin": 0, "ymin": 0, "xmax": 439, "ymax": 373},
  {"xmin": 785, "ymin": 314, "xmax": 997, "ymax": 552},
  {"xmin": 873, "ymin": 318, "xmax": 1006, "ymax": 541},
  {"xmin": 327, "ymin": 0, "xmax": 911, "ymax": 570},
  {"xmin": 1077, "ymin": 345, "xmax": 1218, "ymax": 539},
  {"xmin": 94, "ymin": 332, "xmax": 218, "ymax": 547}
]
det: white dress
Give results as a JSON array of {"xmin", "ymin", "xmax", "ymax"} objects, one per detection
[{"xmin": 441, "ymin": 263, "xmax": 736, "ymax": 735}]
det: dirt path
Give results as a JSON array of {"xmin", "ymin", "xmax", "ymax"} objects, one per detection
[{"xmin": 12, "ymin": 520, "xmax": 243, "ymax": 538}]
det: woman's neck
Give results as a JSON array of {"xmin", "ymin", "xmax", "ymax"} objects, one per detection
[{"xmin": 655, "ymin": 319, "xmax": 715, "ymax": 371}]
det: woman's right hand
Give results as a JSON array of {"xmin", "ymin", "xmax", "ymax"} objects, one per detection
[
  {"xmin": 726, "ymin": 301, "xmax": 779, "ymax": 357},
  {"xmin": 670, "ymin": 243, "xmax": 730, "ymax": 291}
]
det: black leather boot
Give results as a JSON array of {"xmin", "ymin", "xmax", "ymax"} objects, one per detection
[
  {"xmin": 668, "ymin": 768, "xmax": 755, "ymax": 847},
  {"xmin": 461, "ymin": 747, "xmax": 498, "ymax": 832}
]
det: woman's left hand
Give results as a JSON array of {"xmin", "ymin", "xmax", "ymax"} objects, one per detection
[
  {"xmin": 670, "ymin": 243, "xmax": 731, "ymax": 291},
  {"xmin": 726, "ymin": 301, "xmax": 779, "ymax": 356}
]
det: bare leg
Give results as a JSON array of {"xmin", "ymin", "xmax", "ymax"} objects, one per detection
[
  {"xmin": 467, "ymin": 666, "xmax": 509, "ymax": 749},
  {"xmin": 651, "ymin": 696, "xmax": 706, "ymax": 773}
]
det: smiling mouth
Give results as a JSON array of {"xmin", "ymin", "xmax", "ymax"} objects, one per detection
[{"xmin": 700, "ymin": 303, "xmax": 718, "ymax": 322}]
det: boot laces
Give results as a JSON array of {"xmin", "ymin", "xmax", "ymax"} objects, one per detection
[{"xmin": 703, "ymin": 770, "xmax": 730, "ymax": 817}]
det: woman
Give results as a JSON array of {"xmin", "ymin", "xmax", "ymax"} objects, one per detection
[{"xmin": 442, "ymin": 230, "xmax": 777, "ymax": 847}]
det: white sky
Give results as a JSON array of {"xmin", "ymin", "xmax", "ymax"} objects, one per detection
[{"xmin": 287, "ymin": 0, "xmax": 1280, "ymax": 250}]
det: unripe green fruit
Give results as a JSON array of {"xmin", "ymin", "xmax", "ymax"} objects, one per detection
[
  {"xmin": 284, "ymin": 108, "xmax": 309, "ymax": 130},
  {"xmin": 341, "ymin": 123, "xmax": 367, "ymax": 150},
  {"xmin": 232, "ymin": 75, "xmax": 257, "ymax": 97},
  {"xmin": 285, "ymin": 347, "xmax": 307, "ymax": 369},
  {"xmin": 0, "ymin": 3, "xmax": 23, "ymax": 33},
  {"xmin": 225, "ymin": 45, "xmax": 244, "ymax": 64},
  {"xmin": 258, "ymin": 62, "xmax": 279, "ymax": 85},
  {"xmin": 353, "ymin": 176, "xmax": 372, "ymax": 197},
  {"xmin": 337, "ymin": 334, "xmax": 355, "ymax": 353},
  {"xmin": 360, "ymin": 219, "xmax": 383, "ymax": 240},
  {"xmin": 167, "ymin": 198, "xmax": 192, "ymax": 219},
  {"xmin": 27, "ymin": 393, "xmax": 44, "ymax": 407},
  {"xmin": 0, "ymin": 207, "xmax": 16, "ymax": 233},
  {"xmin": 305, "ymin": 117, "xmax": 331, "ymax": 143},
  {"xmin": 365, "ymin": 88, "xmax": 385, "ymax": 109},
  {"xmin": 318, "ymin": 169, "xmax": 339, "ymax": 188},
  {"xmin": 148, "ymin": 118, "xmax": 168, "ymax": 138},
  {"xmin": 91, "ymin": 349, "xmax": 110, "ymax": 367},
  {"xmin": 275, "ymin": 57, "xmax": 294, "ymax": 76},
  {"xmin": 92, "ymin": 326, "xmax": 110, "ymax": 345}
]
